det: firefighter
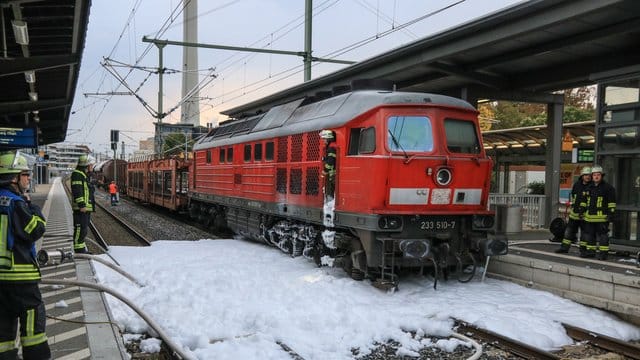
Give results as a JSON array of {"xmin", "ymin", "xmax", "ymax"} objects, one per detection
[
  {"xmin": 582, "ymin": 165, "xmax": 616, "ymax": 260},
  {"xmin": 555, "ymin": 166, "xmax": 591, "ymax": 253},
  {"xmin": 320, "ymin": 130, "xmax": 337, "ymax": 199},
  {"xmin": 71, "ymin": 154, "xmax": 95, "ymax": 254},
  {"xmin": 108, "ymin": 181, "xmax": 118, "ymax": 206},
  {"xmin": 0, "ymin": 151, "xmax": 51, "ymax": 360}
]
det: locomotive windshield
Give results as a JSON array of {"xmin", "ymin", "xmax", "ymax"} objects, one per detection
[
  {"xmin": 387, "ymin": 116, "xmax": 433, "ymax": 152},
  {"xmin": 444, "ymin": 119, "xmax": 481, "ymax": 154}
]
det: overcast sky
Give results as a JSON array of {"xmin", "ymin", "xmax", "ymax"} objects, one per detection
[{"xmin": 66, "ymin": 0, "xmax": 523, "ymax": 157}]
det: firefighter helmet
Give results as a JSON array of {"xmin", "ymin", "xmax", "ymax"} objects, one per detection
[
  {"xmin": 77, "ymin": 154, "xmax": 95, "ymax": 167},
  {"xmin": 580, "ymin": 167, "xmax": 592, "ymax": 176},
  {"xmin": 591, "ymin": 165, "xmax": 604, "ymax": 175},
  {"xmin": 319, "ymin": 130, "xmax": 335, "ymax": 140},
  {"xmin": 0, "ymin": 151, "xmax": 29, "ymax": 175}
]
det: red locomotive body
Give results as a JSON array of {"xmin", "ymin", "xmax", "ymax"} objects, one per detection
[
  {"xmin": 127, "ymin": 157, "xmax": 190, "ymax": 211},
  {"xmin": 190, "ymin": 88, "xmax": 507, "ymax": 286}
]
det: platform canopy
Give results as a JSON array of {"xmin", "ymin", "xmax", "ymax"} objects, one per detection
[
  {"xmin": 0, "ymin": 0, "xmax": 91, "ymax": 145},
  {"xmin": 482, "ymin": 120, "xmax": 595, "ymax": 160}
]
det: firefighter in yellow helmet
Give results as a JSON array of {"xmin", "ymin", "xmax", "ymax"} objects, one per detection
[
  {"xmin": 71, "ymin": 154, "xmax": 95, "ymax": 253},
  {"xmin": 555, "ymin": 166, "xmax": 592, "ymax": 254},
  {"xmin": 582, "ymin": 165, "xmax": 616, "ymax": 260},
  {"xmin": 0, "ymin": 151, "xmax": 51, "ymax": 359}
]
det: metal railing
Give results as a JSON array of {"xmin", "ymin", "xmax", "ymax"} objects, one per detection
[{"xmin": 489, "ymin": 194, "xmax": 546, "ymax": 229}]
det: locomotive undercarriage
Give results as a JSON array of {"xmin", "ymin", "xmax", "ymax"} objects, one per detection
[{"xmin": 189, "ymin": 199, "xmax": 502, "ymax": 289}]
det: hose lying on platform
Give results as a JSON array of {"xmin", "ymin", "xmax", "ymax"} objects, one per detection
[{"xmin": 40, "ymin": 278, "xmax": 195, "ymax": 360}]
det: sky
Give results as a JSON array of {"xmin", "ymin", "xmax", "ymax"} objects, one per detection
[
  {"xmin": 66, "ymin": 0, "xmax": 523, "ymax": 158},
  {"xmin": 87, "ymin": 240, "xmax": 640, "ymax": 360}
]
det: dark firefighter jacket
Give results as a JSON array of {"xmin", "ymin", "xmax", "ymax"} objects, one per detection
[
  {"xmin": 323, "ymin": 143, "xmax": 337, "ymax": 177},
  {"xmin": 71, "ymin": 169, "xmax": 94, "ymax": 212},
  {"xmin": 0, "ymin": 188, "xmax": 46, "ymax": 282},
  {"xmin": 584, "ymin": 180, "xmax": 616, "ymax": 223},
  {"xmin": 568, "ymin": 180, "xmax": 590, "ymax": 220}
]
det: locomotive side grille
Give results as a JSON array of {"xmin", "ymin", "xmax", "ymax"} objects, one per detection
[
  {"xmin": 306, "ymin": 167, "xmax": 320, "ymax": 195},
  {"xmin": 234, "ymin": 173, "xmax": 242, "ymax": 185},
  {"xmin": 306, "ymin": 132, "xmax": 321, "ymax": 161},
  {"xmin": 276, "ymin": 168, "xmax": 287, "ymax": 194},
  {"xmin": 290, "ymin": 168, "xmax": 302, "ymax": 194},
  {"xmin": 291, "ymin": 134, "xmax": 303, "ymax": 162},
  {"xmin": 277, "ymin": 136, "xmax": 288, "ymax": 163}
]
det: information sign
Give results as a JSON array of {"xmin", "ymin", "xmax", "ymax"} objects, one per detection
[{"xmin": 0, "ymin": 127, "xmax": 37, "ymax": 149}]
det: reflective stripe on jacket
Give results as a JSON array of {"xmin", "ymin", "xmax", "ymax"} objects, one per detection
[
  {"xmin": 71, "ymin": 169, "xmax": 93, "ymax": 211},
  {"xmin": 0, "ymin": 189, "xmax": 45, "ymax": 282},
  {"xmin": 568, "ymin": 180, "xmax": 590, "ymax": 220},
  {"xmin": 584, "ymin": 180, "xmax": 616, "ymax": 223}
]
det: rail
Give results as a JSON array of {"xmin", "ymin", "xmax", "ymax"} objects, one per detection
[{"xmin": 490, "ymin": 193, "xmax": 546, "ymax": 229}]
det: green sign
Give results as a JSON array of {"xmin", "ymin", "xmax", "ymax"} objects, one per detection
[{"xmin": 577, "ymin": 148, "xmax": 594, "ymax": 162}]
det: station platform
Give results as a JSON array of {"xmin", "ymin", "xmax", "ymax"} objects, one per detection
[
  {"xmin": 30, "ymin": 179, "xmax": 126, "ymax": 360},
  {"xmin": 488, "ymin": 231, "xmax": 640, "ymax": 326},
  {"xmin": 25, "ymin": 179, "xmax": 640, "ymax": 359}
]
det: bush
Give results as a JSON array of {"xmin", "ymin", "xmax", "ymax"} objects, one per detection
[{"xmin": 527, "ymin": 181, "xmax": 545, "ymax": 195}]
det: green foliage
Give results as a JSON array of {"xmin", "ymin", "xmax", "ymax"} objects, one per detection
[
  {"xmin": 162, "ymin": 133, "xmax": 191, "ymax": 156},
  {"xmin": 527, "ymin": 181, "xmax": 545, "ymax": 195},
  {"xmin": 484, "ymin": 86, "xmax": 595, "ymax": 130}
]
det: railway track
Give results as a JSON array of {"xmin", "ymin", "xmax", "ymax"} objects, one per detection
[
  {"xmin": 63, "ymin": 180, "xmax": 151, "ymax": 251},
  {"xmin": 90, "ymin": 200, "xmax": 151, "ymax": 249},
  {"xmin": 456, "ymin": 321, "xmax": 560, "ymax": 359},
  {"xmin": 456, "ymin": 320, "xmax": 640, "ymax": 359}
]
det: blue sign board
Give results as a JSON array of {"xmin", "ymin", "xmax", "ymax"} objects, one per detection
[{"xmin": 0, "ymin": 127, "xmax": 37, "ymax": 149}]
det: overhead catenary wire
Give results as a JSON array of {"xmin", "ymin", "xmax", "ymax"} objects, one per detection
[
  {"xmin": 199, "ymin": 0, "xmax": 467, "ymax": 114},
  {"xmin": 75, "ymin": 0, "xmax": 467, "ymax": 145}
]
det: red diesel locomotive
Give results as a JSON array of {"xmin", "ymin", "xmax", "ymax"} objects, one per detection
[{"xmin": 188, "ymin": 85, "xmax": 506, "ymax": 287}]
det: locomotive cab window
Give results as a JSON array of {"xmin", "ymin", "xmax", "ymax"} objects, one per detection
[
  {"xmin": 444, "ymin": 119, "xmax": 481, "ymax": 154},
  {"xmin": 387, "ymin": 116, "xmax": 433, "ymax": 152},
  {"xmin": 356, "ymin": 127, "xmax": 376, "ymax": 154},
  {"xmin": 219, "ymin": 148, "xmax": 225, "ymax": 163},
  {"xmin": 206, "ymin": 150, "xmax": 212, "ymax": 164}
]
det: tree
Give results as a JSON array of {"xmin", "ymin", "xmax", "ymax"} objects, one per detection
[
  {"xmin": 162, "ymin": 132, "xmax": 191, "ymax": 156},
  {"xmin": 479, "ymin": 86, "xmax": 595, "ymax": 130},
  {"xmin": 527, "ymin": 181, "xmax": 545, "ymax": 195},
  {"xmin": 477, "ymin": 103, "xmax": 496, "ymax": 131}
]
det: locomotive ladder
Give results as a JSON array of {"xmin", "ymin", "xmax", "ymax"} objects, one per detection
[{"xmin": 377, "ymin": 237, "xmax": 398, "ymax": 286}]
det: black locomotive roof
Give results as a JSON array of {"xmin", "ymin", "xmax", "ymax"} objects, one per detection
[{"xmin": 193, "ymin": 90, "xmax": 475, "ymax": 150}]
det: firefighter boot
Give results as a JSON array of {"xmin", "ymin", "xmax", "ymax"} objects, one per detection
[
  {"xmin": 555, "ymin": 244, "xmax": 570, "ymax": 253},
  {"xmin": 580, "ymin": 249, "xmax": 596, "ymax": 258},
  {"xmin": 597, "ymin": 251, "xmax": 608, "ymax": 261}
]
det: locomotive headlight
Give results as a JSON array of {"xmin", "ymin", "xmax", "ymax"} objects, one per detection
[
  {"xmin": 378, "ymin": 216, "xmax": 402, "ymax": 230},
  {"xmin": 435, "ymin": 168, "xmax": 452, "ymax": 186},
  {"xmin": 473, "ymin": 215, "xmax": 495, "ymax": 229}
]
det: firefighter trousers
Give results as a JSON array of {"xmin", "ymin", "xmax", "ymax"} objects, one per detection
[
  {"xmin": 0, "ymin": 283, "xmax": 51, "ymax": 360},
  {"xmin": 73, "ymin": 211, "xmax": 91, "ymax": 252}
]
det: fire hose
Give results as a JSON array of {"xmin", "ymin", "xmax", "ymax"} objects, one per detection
[{"xmin": 38, "ymin": 250, "xmax": 195, "ymax": 360}]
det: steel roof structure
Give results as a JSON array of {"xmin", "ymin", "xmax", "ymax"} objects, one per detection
[
  {"xmin": 224, "ymin": 0, "xmax": 640, "ymax": 118},
  {"xmin": 483, "ymin": 121, "xmax": 595, "ymax": 162},
  {"xmin": 0, "ymin": 0, "xmax": 90, "ymax": 145}
]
